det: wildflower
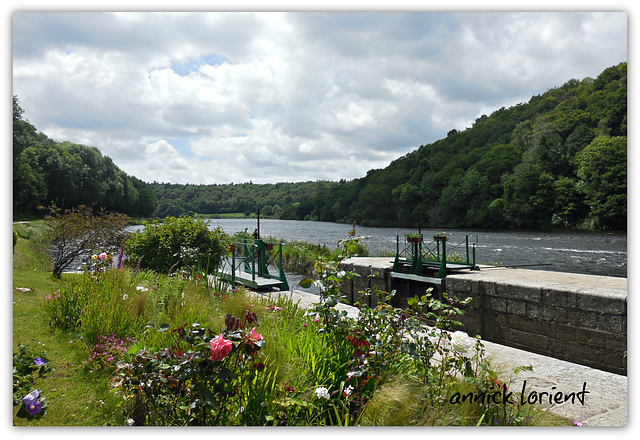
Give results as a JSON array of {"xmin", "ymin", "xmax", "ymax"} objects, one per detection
[
  {"xmin": 122, "ymin": 294, "xmax": 129, "ymax": 300},
  {"xmin": 573, "ymin": 421, "xmax": 583, "ymax": 427},
  {"xmin": 33, "ymin": 358, "xmax": 46, "ymax": 367},
  {"xmin": 99, "ymin": 252, "xmax": 108, "ymax": 261},
  {"xmin": 209, "ymin": 334, "xmax": 233, "ymax": 362},
  {"xmin": 286, "ymin": 386, "xmax": 295, "ymax": 393},
  {"xmin": 22, "ymin": 390, "xmax": 42, "ymax": 415},
  {"xmin": 44, "ymin": 295, "xmax": 52, "ymax": 301},
  {"xmin": 246, "ymin": 327, "xmax": 264, "ymax": 344},
  {"xmin": 136, "ymin": 286, "xmax": 148, "ymax": 292},
  {"xmin": 303, "ymin": 323, "xmax": 308, "ymax": 327},
  {"xmin": 344, "ymin": 385, "xmax": 354, "ymax": 396},
  {"xmin": 315, "ymin": 386, "xmax": 330, "ymax": 399}
]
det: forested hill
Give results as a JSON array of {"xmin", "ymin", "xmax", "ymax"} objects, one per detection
[
  {"xmin": 152, "ymin": 62, "xmax": 627, "ymax": 230},
  {"xmin": 13, "ymin": 62, "xmax": 626, "ymax": 230},
  {"xmin": 13, "ymin": 96, "xmax": 157, "ymax": 217}
]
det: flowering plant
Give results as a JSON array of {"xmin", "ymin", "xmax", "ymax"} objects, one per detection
[
  {"xmin": 116, "ymin": 312, "xmax": 270, "ymax": 426},
  {"xmin": 13, "ymin": 344, "xmax": 53, "ymax": 420}
]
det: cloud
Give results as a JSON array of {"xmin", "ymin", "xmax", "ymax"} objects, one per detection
[{"xmin": 12, "ymin": 11, "xmax": 627, "ymax": 185}]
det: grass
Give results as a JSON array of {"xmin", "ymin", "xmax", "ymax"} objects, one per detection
[{"xmin": 12, "ymin": 221, "xmax": 574, "ymax": 426}]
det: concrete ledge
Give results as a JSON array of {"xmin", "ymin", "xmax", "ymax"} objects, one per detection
[{"xmin": 250, "ymin": 289, "xmax": 627, "ymax": 427}]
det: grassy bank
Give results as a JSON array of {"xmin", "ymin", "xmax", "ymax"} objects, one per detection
[{"xmin": 12, "ymin": 222, "xmax": 572, "ymax": 426}]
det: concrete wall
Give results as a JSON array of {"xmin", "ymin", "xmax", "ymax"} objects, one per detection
[{"xmin": 338, "ymin": 258, "xmax": 627, "ymax": 376}]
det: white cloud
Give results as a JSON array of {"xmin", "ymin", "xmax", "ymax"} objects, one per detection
[{"xmin": 12, "ymin": 11, "xmax": 628, "ymax": 185}]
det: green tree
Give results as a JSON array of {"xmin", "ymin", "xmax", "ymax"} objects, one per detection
[
  {"xmin": 43, "ymin": 204, "xmax": 131, "ymax": 278},
  {"xmin": 576, "ymin": 136, "xmax": 627, "ymax": 229}
]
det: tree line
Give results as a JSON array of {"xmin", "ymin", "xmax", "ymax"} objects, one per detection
[
  {"xmin": 151, "ymin": 63, "xmax": 627, "ymax": 230},
  {"xmin": 13, "ymin": 96, "xmax": 157, "ymax": 217},
  {"xmin": 13, "ymin": 62, "xmax": 626, "ymax": 230}
]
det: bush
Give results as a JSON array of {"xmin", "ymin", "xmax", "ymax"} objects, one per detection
[
  {"xmin": 42, "ymin": 204, "xmax": 131, "ymax": 278},
  {"xmin": 126, "ymin": 216, "xmax": 226, "ymax": 276}
]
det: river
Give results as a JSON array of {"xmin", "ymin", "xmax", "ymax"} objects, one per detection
[{"xmin": 204, "ymin": 218, "xmax": 627, "ymax": 279}]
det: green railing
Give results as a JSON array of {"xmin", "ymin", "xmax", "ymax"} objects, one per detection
[
  {"xmin": 392, "ymin": 234, "xmax": 478, "ymax": 278},
  {"xmin": 220, "ymin": 239, "xmax": 289, "ymax": 290}
]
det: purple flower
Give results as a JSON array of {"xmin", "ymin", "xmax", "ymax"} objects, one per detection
[
  {"xmin": 33, "ymin": 357, "xmax": 46, "ymax": 367},
  {"xmin": 572, "ymin": 421, "xmax": 583, "ymax": 427},
  {"xmin": 22, "ymin": 390, "xmax": 42, "ymax": 415}
]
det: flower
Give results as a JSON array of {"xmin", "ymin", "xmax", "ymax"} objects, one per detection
[
  {"xmin": 209, "ymin": 334, "xmax": 233, "ymax": 362},
  {"xmin": 315, "ymin": 386, "xmax": 330, "ymax": 399},
  {"xmin": 572, "ymin": 421, "xmax": 583, "ymax": 427},
  {"xmin": 98, "ymin": 252, "xmax": 108, "ymax": 261},
  {"xmin": 33, "ymin": 357, "xmax": 46, "ymax": 367},
  {"xmin": 303, "ymin": 323, "xmax": 308, "ymax": 327},
  {"xmin": 344, "ymin": 385, "xmax": 354, "ymax": 396},
  {"xmin": 246, "ymin": 327, "xmax": 264, "ymax": 344},
  {"xmin": 22, "ymin": 390, "xmax": 42, "ymax": 415},
  {"xmin": 450, "ymin": 331, "xmax": 472, "ymax": 354}
]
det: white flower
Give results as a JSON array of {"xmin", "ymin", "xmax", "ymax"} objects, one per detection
[
  {"xmin": 136, "ymin": 286, "xmax": 148, "ymax": 292},
  {"xmin": 122, "ymin": 294, "xmax": 129, "ymax": 300},
  {"xmin": 344, "ymin": 385, "xmax": 354, "ymax": 396},
  {"xmin": 450, "ymin": 331, "xmax": 472, "ymax": 354},
  {"xmin": 315, "ymin": 386, "xmax": 330, "ymax": 399}
]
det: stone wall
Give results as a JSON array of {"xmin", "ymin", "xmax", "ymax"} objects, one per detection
[
  {"xmin": 444, "ymin": 269, "xmax": 627, "ymax": 375},
  {"xmin": 338, "ymin": 258, "xmax": 627, "ymax": 376}
]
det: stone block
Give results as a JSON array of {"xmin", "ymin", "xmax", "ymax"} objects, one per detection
[
  {"xmin": 541, "ymin": 304, "xmax": 568, "ymax": 324},
  {"xmin": 566, "ymin": 309, "xmax": 598, "ymax": 329},
  {"xmin": 577, "ymin": 293, "xmax": 626, "ymax": 314},
  {"xmin": 596, "ymin": 313, "xmax": 625, "ymax": 334},
  {"xmin": 506, "ymin": 298, "xmax": 527, "ymax": 316},
  {"xmin": 542, "ymin": 289, "xmax": 578, "ymax": 308}
]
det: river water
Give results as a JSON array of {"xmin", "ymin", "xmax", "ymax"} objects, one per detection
[{"xmin": 204, "ymin": 218, "xmax": 627, "ymax": 279}]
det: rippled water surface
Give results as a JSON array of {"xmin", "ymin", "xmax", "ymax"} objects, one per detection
[{"xmin": 204, "ymin": 219, "xmax": 627, "ymax": 278}]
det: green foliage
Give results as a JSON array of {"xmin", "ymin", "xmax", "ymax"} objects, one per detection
[
  {"xmin": 576, "ymin": 135, "xmax": 627, "ymax": 229},
  {"xmin": 125, "ymin": 216, "xmax": 226, "ymax": 276},
  {"xmin": 13, "ymin": 344, "xmax": 54, "ymax": 420},
  {"xmin": 147, "ymin": 63, "xmax": 626, "ymax": 230},
  {"xmin": 116, "ymin": 317, "xmax": 272, "ymax": 426},
  {"xmin": 12, "ymin": 95, "xmax": 157, "ymax": 218},
  {"xmin": 43, "ymin": 204, "xmax": 131, "ymax": 278}
]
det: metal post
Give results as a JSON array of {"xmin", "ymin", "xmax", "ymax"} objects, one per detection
[
  {"xmin": 466, "ymin": 236, "xmax": 469, "ymax": 264},
  {"xmin": 438, "ymin": 236, "xmax": 447, "ymax": 278}
]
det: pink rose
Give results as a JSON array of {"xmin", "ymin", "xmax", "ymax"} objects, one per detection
[
  {"xmin": 99, "ymin": 252, "xmax": 108, "ymax": 260},
  {"xmin": 209, "ymin": 334, "xmax": 233, "ymax": 362},
  {"xmin": 246, "ymin": 327, "xmax": 264, "ymax": 344}
]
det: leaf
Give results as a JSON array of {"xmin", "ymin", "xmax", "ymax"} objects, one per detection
[{"xmin": 299, "ymin": 278, "xmax": 313, "ymax": 288}]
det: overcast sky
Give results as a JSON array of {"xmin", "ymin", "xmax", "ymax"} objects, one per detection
[{"xmin": 12, "ymin": 8, "xmax": 628, "ymax": 186}]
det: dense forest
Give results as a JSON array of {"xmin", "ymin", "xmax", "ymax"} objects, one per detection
[
  {"xmin": 12, "ymin": 96, "xmax": 157, "ymax": 217},
  {"xmin": 151, "ymin": 63, "xmax": 627, "ymax": 230},
  {"xmin": 13, "ymin": 62, "xmax": 626, "ymax": 230}
]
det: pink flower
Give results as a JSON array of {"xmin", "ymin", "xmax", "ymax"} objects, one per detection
[
  {"xmin": 209, "ymin": 334, "xmax": 233, "ymax": 362},
  {"xmin": 246, "ymin": 327, "xmax": 264, "ymax": 344},
  {"xmin": 98, "ymin": 252, "xmax": 108, "ymax": 260},
  {"xmin": 303, "ymin": 323, "xmax": 308, "ymax": 327}
]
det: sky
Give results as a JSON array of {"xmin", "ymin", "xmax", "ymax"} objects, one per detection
[{"xmin": 11, "ymin": 5, "xmax": 629, "ymax": 186}]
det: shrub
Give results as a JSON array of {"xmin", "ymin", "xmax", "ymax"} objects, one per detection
[
  {"xmin": 125, "ymin": 216, "xmax": 226, "ymax": 276},
  {"xmin": 42, "ymin": 204, "xmax": 131, "ymax": 278},
  {"xmin": 116, "ymin": 314, "xmax": 272, "ymax": 426}
]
